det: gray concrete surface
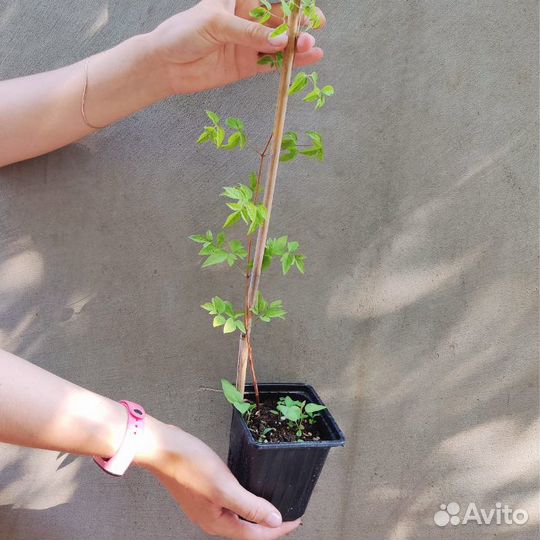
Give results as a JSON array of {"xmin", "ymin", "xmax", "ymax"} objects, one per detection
[{"xmin": 0, "ymin": 1, "xmax": 538, "ymax": 539}]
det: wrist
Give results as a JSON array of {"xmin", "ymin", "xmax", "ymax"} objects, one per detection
[
  {"xmin": 134, "ymin": 415, "xmax": 176, "ymax": 471},
  {"xmin": 133, "ymin": 32, "xmax": 175, "ymax": 100}
]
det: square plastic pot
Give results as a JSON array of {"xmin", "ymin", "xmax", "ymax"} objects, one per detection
[{"xmin": 227, "ymin": 383, "xmax": 345, "ymax": 521}]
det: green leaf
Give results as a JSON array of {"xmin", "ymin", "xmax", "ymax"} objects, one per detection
[
  {"xmin": 221, "ymin": 379, "xmax": 243, "ymax": 405},
  {"xmin": 189, "ymin": 235, "xmax": 208, "ymax": 244},
  {"xmin": 215, "ymin": 126, "xmax": 226, "ymax": 147},
  {"xmin": 306, "ymin": 131, "xmax": 323, "ymax": 146},
  {"xmin": 250, "ymin": 7, "xmax": 270, "ymax": 23},
  {"xmin": 223, "ymin": 301, "xmax": 235, "ymax": 317},
  {"xmin": 202, "ymin": 251, "xmax": 228, "ymax": 268},
  {"xmin": 257, "ymin": 55, "xmax": 275, "ymax": 66},
  {"xmin": 281, "ymin": 0, "xmax": 292, "ymax": 17},
  {"xmin": 295, "ymin": 255, "xmax": 305, "ymax": 274},
  {"xmin": 270, "ymin": 23, "xmax": 289, "ymax": 38},
  {"xmin": 201, "ymin": 302, "xmax": 214, "ymax": 312},
  {"xmin": 213, "ymin": 297, "xmax": 226, "ymax": 314},
  {"xmin": 322, "ymin": 85, "xmax": 335, "ymax": 96},
  {"xmin": 281, "ymin": 252, "xmax": 295, "ymax": 274},
  {"xmin": 223, "ymin": 211, "xmax": 241, "ymax": 229},
  {"xmin": 226, "ymin": 117, "xmax": 244, "ymax": 131},
  {"xmin": 305, "ymin": 403, "xmax": 327, "ymax": 415},
  {"xmin": 234, "ymin": 402, "xmax": 251, "ymax": 415},
  {"xmin": 266, "ymin": 306, "xmax": 287, "ymax": 319},
  {"xmin": 282, "ymin": 131, "xmax": 298, "ymax": 146},
  {"xmin": 274, "ymin": 235, "xmax": 288, "ymax": 255},
  {"xmin": 289, "ymin": 72, "xmax": 308, "ymax": 95},
  {"xmin": 287, "ymin": 241, "xmax": 299, "ymax": 252},
  {"xmin": 221, "ymin": 131, "xmax": 242, "ymax": 150},
  {"xmin": 280, "ymin": 149, "xmax": 298, "ymax": 162},
  {"xmin": 213, "ymin": 315, "xmax": 226, "ymax": 327},
  {"xmin": 197, "ymin": 129, "xmax": 213, "ymax": 144},
  {"xmin": 206, "ymin": 110, "xmax": 220, "ymax": 125},
  {"xmin": 249, "ymin": 172, "xmax": 258, "ymax": 190},
  {"xmin": 262, "ymin": 251, "xmax": 273, "ymax": 271},
  {"xmin": 222, "ymin": 186, "xmax": 242, "ymax": 200},
  {"xmin": 229, "ymin": 240, "xmax": 248, "ymax": 258},
  {"xmin": 223, "ymin": 318, "xmax": 236, "ymax": 333},
  {"xmin": 303, "ymin": 89, "xmax": 319, "ymax": 102},
  {"xmin": 235, "ymin": 319, "xmax": 246, "ymax": 333},
  {"xmin": 278, "ymin": 404, "xmax": 302, "ymax": 422}
]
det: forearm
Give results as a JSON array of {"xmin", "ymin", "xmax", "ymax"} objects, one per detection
[
  {"xmin": 0, "ymin": 348, "xmax": 136, "ymax": 459},
  {"xmin": 0, "ymin": 33, "xmax": 171, "ymax": 168}
]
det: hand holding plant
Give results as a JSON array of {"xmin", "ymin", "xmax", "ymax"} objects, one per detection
[
  {"xmin": 136, "ymin": 416, "xmax": 301, "ymax": 539},
  {"xmin": 148, "ymin": 0, "xmax": 326, "ymax": 94}
]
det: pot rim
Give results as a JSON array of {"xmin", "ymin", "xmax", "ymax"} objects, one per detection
[{"xmin": 234, "ymin": 382, "xmax": 346, "ymax": 449}]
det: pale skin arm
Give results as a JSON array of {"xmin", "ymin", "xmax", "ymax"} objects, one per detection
[
  {"xmin": 0, "ymin": 349, "xmax": 300, "ymax": 540},
  {"xmin": 0, "ymin": 0, "xmax": 325, "ymax": 167}
]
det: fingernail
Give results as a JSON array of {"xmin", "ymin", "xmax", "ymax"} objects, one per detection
[
  {"xmin": 268, "ymin": 34, "xmax": 288, "ymax": 47},
  {"xmin": 264, "ymin": 512, "xmax": 283, "ymax": 528}
]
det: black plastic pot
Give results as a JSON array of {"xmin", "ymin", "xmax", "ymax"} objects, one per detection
[{"xmin": 227, "ymin": 383, "xmax": 345, "ymax": 521}]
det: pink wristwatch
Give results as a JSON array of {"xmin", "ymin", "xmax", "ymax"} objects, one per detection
[{"xmin": 94, "ymin": 400, "xmax": 146, "ymax": 476}]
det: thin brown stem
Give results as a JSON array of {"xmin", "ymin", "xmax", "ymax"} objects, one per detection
[
  {"xmin": 247, "ymin": 339, "xmax": 260, "ymax": 409},
  {"xmin": 236, "ymin": 4, "xmax": 302, "ymax": 397},
  {"xmin": 238, "ymin": 133, "xmax": 273, "ymax": 404}
]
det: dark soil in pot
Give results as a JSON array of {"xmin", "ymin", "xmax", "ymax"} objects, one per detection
[{"xmin": 246, "ymin": 396, "xmax": 324, "ymax": 443}]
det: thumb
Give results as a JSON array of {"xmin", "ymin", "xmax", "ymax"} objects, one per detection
[
  {"xmin": 218, "ymin": 480, "xmax": 284, "ymax": 528},
  {"xmin": 214, "ymin": 13, "xmax": 289, "ymax": 53}
]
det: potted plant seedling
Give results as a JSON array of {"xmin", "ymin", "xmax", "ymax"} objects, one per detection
[{"xmin": 189, "ymin": 0, "xmax": 344, "ymax": 520}]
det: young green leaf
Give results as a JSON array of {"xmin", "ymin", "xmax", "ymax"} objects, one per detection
[
  {"xmin": 226, "ymin": 117, "xmax": 245, "ymax": 131},
  {"xmin": 213, "ymin": 315, "xmax": 226, "ymax": 327},
  {"xmin": 201, "ymin": 251, "xmax": 228, "ymax": 268},
  {"xmin": 257, "ymin": 55, "xmax": 275, "ymax": 66},
  {"xmin": 234, "ymin": 402, "xmax": 251, "ymax": 415},
  {"xmin": 206, "ymin": 110, "xmax": 220, "ymax": 125},
  {"xmin": 223, "ymin": 317, "xmax": 237, "ymax": 333},
  {"xmin": 280, "ymin": 0, "xmax": 292, "ymax": 17},
  {"xmin": 249, "ymin": 172, "xmax": 258, "ymax": 191},
  {"xmin": 221, "ymin": 379, "xmax": 243, "ymax": 405},
  {"xmin": 201, "ymin": 302, "xmax": 215, "ymax": 312},
  {"xmin": 270, "ymin": 23, "xmax": 289, "ymax": 38},
  {"xmin": 322, "ymin": 85, "xmax": 335, "ymax": 96},
  {"xmin": 235, "ymin": 319, "xmax": 247, "ymax": 333},
  {"xmin": 305, "ymin": 403, "xmax": 327, "ymax": 415},
  {"xmin": 213, "ymin": 297, "xmax": 226, "ymax": 313},
  {"xmin": 189, "ymin": 235, "xmax": 209, "ymax": 244},
  {"xmin": 289, "ymin": 72, "xmax": 308, "ymax": 95},
  {"xmin": 223, "ymin": 211, "xmax": 242, "ymax": 229}
]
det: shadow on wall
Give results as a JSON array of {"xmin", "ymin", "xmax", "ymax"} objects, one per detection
[{"xmin": 322, "ymin": 135, "xmax": 538, "ymax": 538}]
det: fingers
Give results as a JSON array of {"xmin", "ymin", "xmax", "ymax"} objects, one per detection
[
  {"xmin": 218, "ymin": 510, "xmax": 302, "ymax": 540},
  {"xmin": 296, "ymin": 32, "xmax": 315, "ymax": 54},
  {"xmin": 216, "ymin": 12, "xmax": 289, "ymax": 53},
  {"xmin": 218, "ymin": 479, "xmax": 284, "ymax": 528},
  {"xmin": 293, "ymin": 46, "xmax": 324, "ymax": 68}
]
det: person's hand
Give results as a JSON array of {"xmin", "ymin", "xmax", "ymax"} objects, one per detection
[
  {"xmin": 147, "ymin": 0, "xmax": 326, "ymax": 94},
  {"xmin": 136, "ymin": 417, "xmax": 301, "ymax": 539}
]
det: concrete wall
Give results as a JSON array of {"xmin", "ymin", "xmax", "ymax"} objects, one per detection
[{"xmin": 0, "ymin": 1, "xmax": 538, "ymax": 539}]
